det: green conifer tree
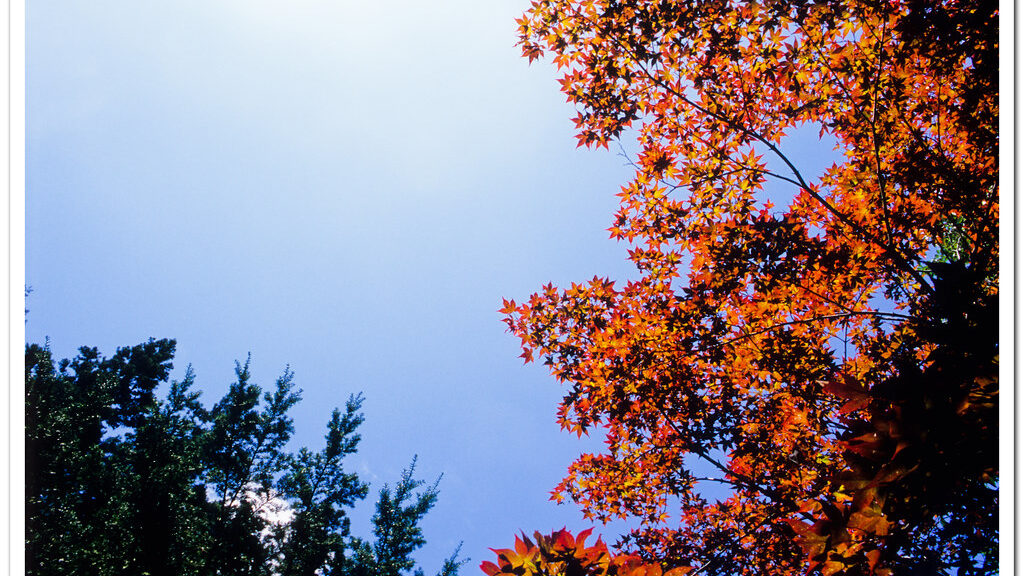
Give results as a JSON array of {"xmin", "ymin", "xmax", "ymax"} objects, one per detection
[{"xmin": 25, "ymin": 339, "xmax": 464, "ymax": 576}]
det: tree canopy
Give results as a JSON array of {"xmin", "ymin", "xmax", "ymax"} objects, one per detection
[
  {"xmin": 495, "ymin": 0, "xmax": 998, "ymax": 574},
  {"xmin": 26, "ymin": 339, "xmax": 465, "ymax": 576}
]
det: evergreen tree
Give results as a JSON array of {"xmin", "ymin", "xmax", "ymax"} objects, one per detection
[
  {"xmin": 204, "ymin": 358, "xmax": 301, "ymax": 576},
  {"xmin": 341, "ymin": 458, "xmax": 466, "ymax": 576},
  {"xmin": 25, "ymin": 339, "xmax": 463, "ymax": 576},
  {"xmin": 276, "ymin": 396, "xmax": 369, "ymax": 576},
  {"xmin": 26, "ymin": 339, "xmax": 180, "ymax": 575}
]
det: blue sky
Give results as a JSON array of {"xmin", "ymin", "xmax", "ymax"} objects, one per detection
[
  {"xmin": 25, "ymin": 0, "xmax": 645, "ymax": 570},
  {"xmin": 20, "ymin": 1, "xmax": 1017, "ymax": 573}
]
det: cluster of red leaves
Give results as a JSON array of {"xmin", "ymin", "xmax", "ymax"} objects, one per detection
[
  {"xmin": 482, "ymin": 529, "xmax": 691, "ymax": 576},
  {"xmin": 499, "ymin": 0, "xmax": 998, "ymax": 574}
]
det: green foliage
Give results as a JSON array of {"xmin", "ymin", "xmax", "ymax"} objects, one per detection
[
  {"xmin": 26, "ymin": 339, "xmax": 182, "ymax": 575},
  {"xmin": 25, "ymin": 339, "xmax": 463, "ymax": 576},
  {"xmin": 339, "ymin": 457, "xmax": 467, "ymax": 576},
  {"xmin": 276, "ymin": 397, "xmax": 369, "ymax": 576}
]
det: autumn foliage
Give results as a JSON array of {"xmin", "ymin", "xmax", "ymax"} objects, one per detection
[
  {"xmin": 495, "ymin": 0, "xmax": 998, "ymax": 574},
  {"xmin": 482, "ymin": 529, "xmax": 689, "ymax": 576}
]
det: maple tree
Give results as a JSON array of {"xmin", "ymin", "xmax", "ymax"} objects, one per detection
[
  {"xmin": 497, "ymin": 0, "xmax": 998, "ymax": 574},
  {"xmin": 483, "ymin": 529, "xmax": 688, "ymax": 576}
]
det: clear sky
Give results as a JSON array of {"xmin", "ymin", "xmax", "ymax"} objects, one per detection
[
  {"xmin": 24, "ymin": 0, "xmax": 851, "ymax": 570},
  {"xmin": 25, "ymin": 0, "xmax": 644, "ymax": 570}
]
